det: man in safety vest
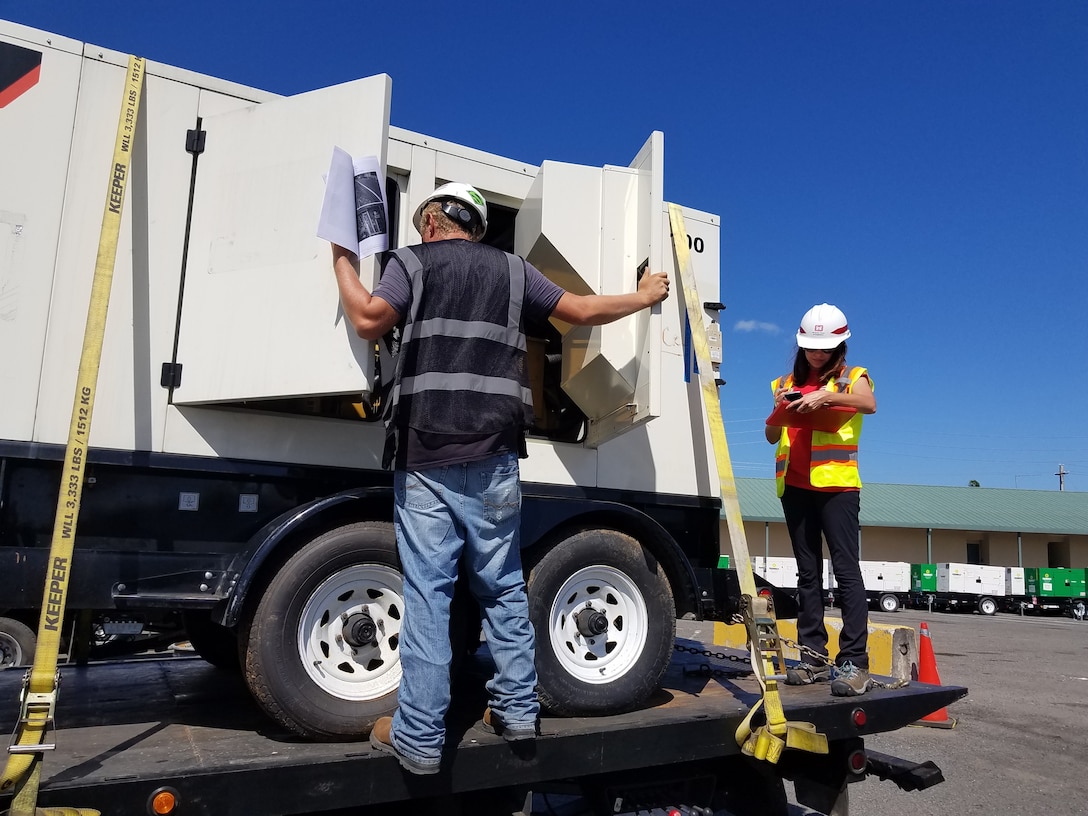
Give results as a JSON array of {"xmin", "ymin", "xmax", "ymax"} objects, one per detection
[{"xmin": 331, "ymin": 182, "xmax": 670, "ymax": 773}]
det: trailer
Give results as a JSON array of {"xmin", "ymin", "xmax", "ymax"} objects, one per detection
[
  {"xmin": 0, "ymin": 19, "xmax": 752, "ymax": 735},
  {"xmin": 916, "ymin": 566, "xmax": 1086, "ymax": 621},
  {"xmin": 0, "ymin": 638, "xmax": 966, "ymax": 816},
  {"xmin": 771, "ymin": 558, "xmax": 909, "ymax": 614},
  {"xmin": 858, "ymin": 561, "xmax": 913, "ymax": 613},
  {"xmin": 909, "ymin": 563, "xmax": 1004, "ymax": 616},
  {"xmin": 821, "ymin": 561, "xmax": 913, "ymax": 614},
  {"xmin": 1006, "ymin": 568, "xmax": 1087, "ymax": 619}
]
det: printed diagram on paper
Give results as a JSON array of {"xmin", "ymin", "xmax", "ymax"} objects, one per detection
[{"xmin": 317, "ymin": 147, "xmax": 389, "ymax": 260}]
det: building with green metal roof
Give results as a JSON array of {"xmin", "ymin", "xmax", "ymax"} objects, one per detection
[{"xmin": 730, "ymin": 478, "xmax": 1088, "ymax": 570}]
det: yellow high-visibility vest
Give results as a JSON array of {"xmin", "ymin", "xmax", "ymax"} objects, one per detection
[{"xmin": 770, "ymin": 366, "xmax": 870, "ymax": 497}]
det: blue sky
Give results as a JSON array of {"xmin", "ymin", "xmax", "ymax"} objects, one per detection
[{"xmin": 4, "ymin": 1, "xmax": 1086, "ymax": 491}]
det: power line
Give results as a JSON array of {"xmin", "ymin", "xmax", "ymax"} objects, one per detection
[{"xmin": 723, "ymin": 413, "xmax": 1088, "ymax": 443}]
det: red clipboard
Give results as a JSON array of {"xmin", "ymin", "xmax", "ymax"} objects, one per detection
[{"xmin": 766, "ymin": 402, "xmax": 856, "ymax": 432}]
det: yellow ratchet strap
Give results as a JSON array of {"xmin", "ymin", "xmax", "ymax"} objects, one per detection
[
  {"xmin": 667, "ymin": 203, "xmax": 827, "ymax": 762},
  {"xmin": 1, "ymin": 55, "xmax": 145, "ymax": 816}
]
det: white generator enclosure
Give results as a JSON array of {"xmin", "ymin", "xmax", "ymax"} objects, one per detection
[
  {"xmin": 762, "ymin": 556, "xmax": 799, "ymax": 590},
  {"xmin": 515, "ymin": 136, "xmax": 663, "ymax": 448},
  {"xmin": 0, "ymin": 20, "xmax": 757, "ymax": 743},
  {"xmin": 750, "ymin": 556, "xmax": 766, "ymax": 578},
  {"xmin": 0, "ymin": 22, "xmax": 724, "ymax": 501},
  {"xmin": 937, "ymin": 563, "xmax": 1006, "ymax": 597},
  {"xmin": 858, "ymin": 561, "xmax": 912, "ymax": 594},
  {"xmin": 754, "ymin": 558, "xmax": 831, "ymax": 592},
  {"xmin": 172, "ymin": 75, "xmax": 392, "ymax": 405},
  {"xmin": 1005, "ymin": 567, "xmax": 1026, "ymax": 596}
]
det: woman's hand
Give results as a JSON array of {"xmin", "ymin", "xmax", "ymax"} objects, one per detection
[{"xmin": 796, "ymin": 391, "xmax": 829, "ymax": 413}]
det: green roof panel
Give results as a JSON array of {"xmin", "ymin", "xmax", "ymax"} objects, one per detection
[{"xmin": 734, "ymin": 479, "xmax": 1088, "ymax": 535}]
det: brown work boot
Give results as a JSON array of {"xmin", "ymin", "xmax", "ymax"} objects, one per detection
[
  {"xmin": 369, "ymin": 715, "xmax": 441, "ymax": 775},
  {"xmin": 830, "ymin": 662, "xmax": 873, "ymax": 697},
  {"xmin": 483, "ymin": 707, "xmax": 537, "ymax": 742}
]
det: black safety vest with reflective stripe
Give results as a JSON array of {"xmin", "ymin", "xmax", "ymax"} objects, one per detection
[{"xmin": 382, "ymin": 241, "xmax": 535, "ymax": 465}]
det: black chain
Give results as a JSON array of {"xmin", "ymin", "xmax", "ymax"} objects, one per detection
[
  {"xmin": 674, "ymin": 642, "xmax": 753, "ymax": 679},
  {"xmin": 779, "ymin": 635, "xmax": 830, "ymax": 666},
  {"xmin": 674, "ymin": 638, "xmax": 907, "ymax": 689}
]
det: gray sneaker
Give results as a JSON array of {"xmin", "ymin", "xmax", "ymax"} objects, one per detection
[
  {"xmin": 830, "ymin": 661, "xmax": 872, "ymax": 697},
  {"xmin": 784, "ymin": 662, "xmax": 832, "ymax": 685}
]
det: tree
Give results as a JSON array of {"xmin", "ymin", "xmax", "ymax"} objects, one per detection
[{"xmin": 968, "ymin": 480, "xmax": 980, "ymax": 487}]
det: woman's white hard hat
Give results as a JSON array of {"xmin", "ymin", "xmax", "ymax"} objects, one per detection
[
  {"xmin": 796, "ymin": 303, "xmax": 851, "ymax": 349},
  {"xmin": 412, "ymin": 182, "xmax": 488, "ymax": 236}
]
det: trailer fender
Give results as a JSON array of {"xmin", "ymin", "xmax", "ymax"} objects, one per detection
[
  {"xmin": 219, "ymin": 486, "xmax": 393, "ymax": 628},
  {"xmin": 521, "ymin": 495, "xmax": 704, "ymax": 620}
]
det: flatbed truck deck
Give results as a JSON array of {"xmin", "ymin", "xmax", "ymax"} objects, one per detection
[{"xmin": 1, "ymin": 639, "xmax": 966, "ymax": 816}]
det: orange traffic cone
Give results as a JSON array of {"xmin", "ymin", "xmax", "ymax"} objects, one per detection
[{"xmin": 914, "ymin": 621, "xmax": 956, "ymax": 729}]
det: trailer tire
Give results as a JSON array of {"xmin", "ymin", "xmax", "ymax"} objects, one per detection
[
  {"xmin": 243, "ymin": 522, "xmax": 403, "ymax": 739},
  {"xmin": 0, "ymin": 617, "xmax": 36, "ymax": 669},
  {"xmin": 182, "ymin": 610, "xmax": 240, "ymax": 671},
  {"xmin": 977, "ymin": 596, "xmax": 998, "ymax": 616},
  {"xmin": 878, "ymin": 593, "xmax": 901, "ymax": 613},
  {"xmin": 526, "ymin": 529, "xmax": 675, "ymax": 717}
]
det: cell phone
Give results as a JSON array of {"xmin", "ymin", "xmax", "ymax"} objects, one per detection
[{"xmin": 784, "ymin": 391, "xmax": 802, "ymax": 402}]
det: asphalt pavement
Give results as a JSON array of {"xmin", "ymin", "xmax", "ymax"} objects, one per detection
[{"xmin": 683, "ymin": 605, "xmax": 1088, "ymax": 816}]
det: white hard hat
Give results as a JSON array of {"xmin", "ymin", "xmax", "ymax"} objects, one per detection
[
  {"xmin": 796, "ymin": 303, "xmax": 851, "ymax": 349},
  {"xmin": 412, "ymin": 182, "xmax": 488, "ymax": 237}
]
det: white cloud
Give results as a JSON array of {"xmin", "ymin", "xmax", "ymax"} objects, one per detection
[{"xmin": 734, "ymin": 320, "xmax": 780, "ymax": 334}]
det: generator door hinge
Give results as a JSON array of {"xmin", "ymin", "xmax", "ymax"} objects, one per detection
[
  {"xmin": 186, "ymin": 127, "xmax": 206, "ymax": 155},
  {"xmin": 160, "ymin": 362, "xmax": 183, "ymax": 389}
]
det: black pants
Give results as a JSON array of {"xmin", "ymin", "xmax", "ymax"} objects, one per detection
[{"xmin": 780, "ymin": 485, "xmax": 868, "ymax": 669}]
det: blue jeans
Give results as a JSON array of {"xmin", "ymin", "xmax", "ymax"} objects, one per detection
[{"xmin": 390, "ymin": 452, "xmax": 539, "ymax": 766}]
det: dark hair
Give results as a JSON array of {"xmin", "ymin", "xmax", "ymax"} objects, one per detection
[{"xmin": 792, "ymin": 342, "xmax": 847, "ymax": 386}]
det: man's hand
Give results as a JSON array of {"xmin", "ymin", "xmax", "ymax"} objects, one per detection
[
  {"xmin": 639, "ymin": 271, "xmax": 670, "ymax": 305},
  {"xmin": 552, "ymin": 270, "xmax": 670, "ymax": 326}
]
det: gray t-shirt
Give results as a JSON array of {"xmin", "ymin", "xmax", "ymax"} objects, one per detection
[{"xmin": 373, "ymin": 250, "xmax": 563, "ymax": 323}]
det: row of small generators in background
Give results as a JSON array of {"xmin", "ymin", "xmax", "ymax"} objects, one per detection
[{"xmin": 718, "ymin": 556, "xmax": 1087, "ymax": 619}]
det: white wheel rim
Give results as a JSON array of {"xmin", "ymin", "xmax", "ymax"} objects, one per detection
[
  {"xmin": 298, "ymin": 564, "xmax": 404, "ymax": 700},
  {"xmin": 545, "ymin": 564, "xmax": 648, "ymax": 685}
]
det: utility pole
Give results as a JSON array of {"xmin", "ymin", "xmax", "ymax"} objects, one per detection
[{"xmin": 1056, "ymin": 464, "xmax": 1067, "ymax": 491}]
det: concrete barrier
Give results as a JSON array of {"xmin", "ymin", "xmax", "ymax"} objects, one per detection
[{"xmin": 711, "ymin": 619, "xmax": 917, "ymax": 681}]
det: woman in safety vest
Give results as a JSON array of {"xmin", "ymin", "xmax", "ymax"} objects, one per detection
[{"xmin": 764, "ymin": 303, "xmax": 876, "ymax": 696}]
